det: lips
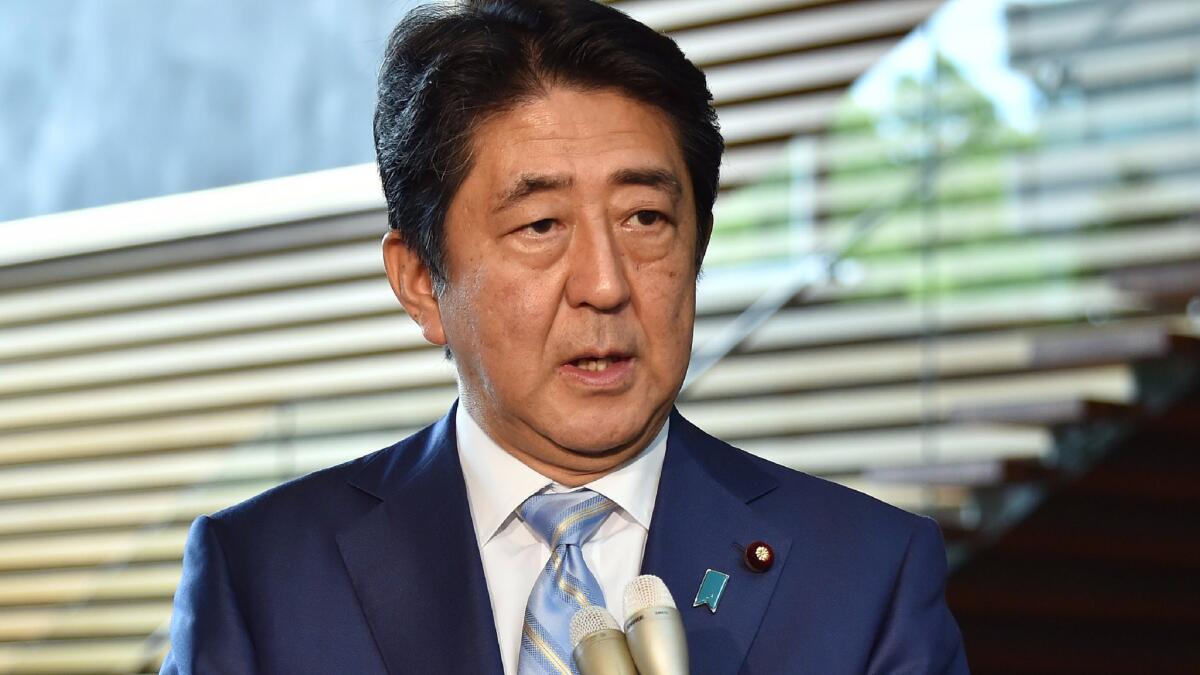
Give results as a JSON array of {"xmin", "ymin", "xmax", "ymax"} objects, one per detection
[
  {"xmin": 570, "ymin": 355, "xmax": 625, "ymax": 372},
  {"xmin": 561, "ymin": 351, "xmax": 635, "ymax": 387},
  {"xmin": 566, "ymin": 352, "xmax": 632, "ymax": 371}
]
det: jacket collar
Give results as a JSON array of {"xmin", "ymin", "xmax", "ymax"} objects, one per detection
[
  {"xmin": 336, "ymin": 401, "xmax": 505, "ymax": 675},
  {"xmin": 641, "ymin": 409, "xmax": 793, "ymax": 675}
]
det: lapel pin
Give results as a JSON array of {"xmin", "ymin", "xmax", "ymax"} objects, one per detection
[
  {"xmin": 743, "ymin": 540, "xmax": 774, "ymax": 573},
  {"xmin": 693, "ymin": 568, "xmax": 730, "ymax": 614}
]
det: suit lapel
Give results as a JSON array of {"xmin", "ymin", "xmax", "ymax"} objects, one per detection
[
  {"xmin": 642, "ymin": 412, "xmax": 793, "ymax": 675},
  {"xmin": 336, "ymin": 406, "xmax": 504, "ymax": 675}
]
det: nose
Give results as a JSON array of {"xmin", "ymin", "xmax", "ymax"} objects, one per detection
[{"xmin": 564, "ymin": 219, "xmax": 631, "ymax": 312}]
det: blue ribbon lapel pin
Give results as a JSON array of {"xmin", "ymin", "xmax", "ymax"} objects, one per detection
[{"xmin": 693, "ymin": 568, "xmax": 730, "ymax": 614}]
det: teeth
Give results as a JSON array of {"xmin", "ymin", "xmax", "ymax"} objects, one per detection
[{"xmin": 576, "ymin": 357, "xmax": 613, "ymax": 372}]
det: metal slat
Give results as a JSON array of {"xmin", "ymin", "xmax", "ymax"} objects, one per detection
[
  {"xmin": 0, "ymin": 602, "xmax": 172, "ymax": 642},
  {"xmin": 741, "ymin": 280, "xmax": 1140, "ymax": 352},
  {"xmin": 617, "ymin": 0, "xmax": 838, "ymax": 33},
  {"xmin": 680, "ymin": 365, "xmax": 1137, "ymax": 438},
  {"xmin": 0, "ymin": 164, "xmax": 382, "ymax": 270},
  {"xmin": 743, "ymin": 424, "xmax": 1052, "ymax": 475},
  {"xmin": 670, "ymin": 0, "xmax": 940, "ymax": 67},
  {"xmin": 1007, "ymin": 0, "xmax": 1200, "ymax": 58},
  {"xmin": 0, "ymin": 527, "xmax": 190, "ymax": 573},
  {"xmin": 0, "ymin": 239, "xmax": 384, "ymax": 328},
  {"xmin": 0, "ymin": 564, "xmax": 181, "ymax": 606},
  {"xmin": 0, "ymin": 484, "xmax": 276, "ymax": 536},
  {"xmin": 0, "ymin": 639, "xmax": 149, "ymax": 675},
  {"xmin": 0, "ymin": 363, "xmax": 457, "ymax": 434},
  {"xmin": 0, "ymin": 430, "xmax": 414, "ymax": 504},
  {"xmin": 705, "ymin": 38, "xmax": 894, "ymax": 104}
]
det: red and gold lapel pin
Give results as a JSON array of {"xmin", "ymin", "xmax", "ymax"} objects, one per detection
[{"xmin": 743, "ymin": 540, "xmax": 774, "ymax": 573}]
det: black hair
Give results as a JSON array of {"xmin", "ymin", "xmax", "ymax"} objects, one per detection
[{"xmin": 373, "ymin": 0, "xmax": 723, "ymax": 287}]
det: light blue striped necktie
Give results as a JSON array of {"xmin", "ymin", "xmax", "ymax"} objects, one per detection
[{"xmin": 517, "ymin": 489, "xmax": 615, "ymax": 675}]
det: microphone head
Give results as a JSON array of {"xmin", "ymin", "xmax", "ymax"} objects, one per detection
[
  {"xmin": 570, "ymin": 605, "xmax": 621, "ymax": 649},
  {"xmin": 623, "ymin": 574, "xmax": 676, "ymax": 620}
]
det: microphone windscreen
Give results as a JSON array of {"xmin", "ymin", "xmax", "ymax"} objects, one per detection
[
  {"xmin": 570, "ymin": 605, "xmax": 620, "ymax": 649},
  {"xmin": 620, "ymin": 575, "xmax": 689, "ymax": 675},
  {"xmin": 623, "ymin": 574, "xmax": 676, "ymax": 620}
]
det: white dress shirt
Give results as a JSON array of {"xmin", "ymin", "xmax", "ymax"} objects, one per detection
[{"xmin": 455, "ymin": 405, "xmax": 668, "ymax": 675}]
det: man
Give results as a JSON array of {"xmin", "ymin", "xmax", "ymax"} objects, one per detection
[{"xmin": 162, "ymin": 0, "xmax": 969, "ymax": 673}]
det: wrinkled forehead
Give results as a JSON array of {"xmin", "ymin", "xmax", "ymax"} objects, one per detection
[{"xmin": 456, "ymin": 87, "xmax": 694, "ymax": 209}]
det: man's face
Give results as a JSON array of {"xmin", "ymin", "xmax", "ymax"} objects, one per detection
[{"xmin": 432, "ymin": 86, "xmax": 698, "ymax": 473}]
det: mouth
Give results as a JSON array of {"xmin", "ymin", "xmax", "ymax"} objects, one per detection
[
  {"xmin": 567, "ymin": 353, "xmax": 632, "ymax": 372},
  {"xmin": 560, "ymin": 351, "xmax": 636, "ymax": 388}
]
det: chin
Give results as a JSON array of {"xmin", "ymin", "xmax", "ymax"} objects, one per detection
[{"xmin": 547, "ymin": 406, "xmax": 659, "ymax": 455}]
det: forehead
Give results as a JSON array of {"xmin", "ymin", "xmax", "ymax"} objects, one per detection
[{"xmin": 459, "ymin": 87, "xmax": 691, "ymax": 201}]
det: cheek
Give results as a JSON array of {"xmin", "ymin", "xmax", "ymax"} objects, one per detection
[
  {"xmin": 473, "ymin": 269, "xmax": 561, "ymax": 359},
  {"xmin": 638, "ymin": 264, "xmax": 696, "ymax": 352}
]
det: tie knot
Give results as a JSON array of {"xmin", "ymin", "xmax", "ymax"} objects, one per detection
[{"xmin": 519, "ymin": 489, "xmax": 614, "ymax": 549}]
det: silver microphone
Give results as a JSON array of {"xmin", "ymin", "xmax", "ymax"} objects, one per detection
[
  {"xmin": 622, "ymin": 575, "xmax": 689, "ymax": 675},
  {"xmin": 570, "ymin": 605, "xmax": 639, "ymax": 675}
]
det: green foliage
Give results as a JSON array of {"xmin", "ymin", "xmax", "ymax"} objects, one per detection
[{"xmin": 711, "ymin": 47, "xmax": 1060, "ymax": 302}]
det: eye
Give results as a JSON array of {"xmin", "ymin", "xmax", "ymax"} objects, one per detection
[
  {"xmin": 524, "ymin": 219, "xmax": 555, "ymax": 235},
  {"xmin": 628, "ymin": 210, "xmax": 666, "ymax": 227}
]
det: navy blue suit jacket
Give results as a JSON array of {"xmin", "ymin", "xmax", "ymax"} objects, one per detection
[{"xmin": 162, "ymin": 405, "xmax": 968, "ymax": 673}]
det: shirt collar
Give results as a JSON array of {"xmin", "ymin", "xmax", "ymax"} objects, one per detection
[{"xmin": 455, "ymin": 404, "xmax": 668, "ymax": 546}]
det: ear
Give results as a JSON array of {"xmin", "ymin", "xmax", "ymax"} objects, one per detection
[{"xmin": 382, "ymin": 231, "xmax": 447, "ymax": 346}]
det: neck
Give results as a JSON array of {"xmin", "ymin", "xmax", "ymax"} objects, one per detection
[
  {"xmin": 462, "ymin": 399, "xmax": 670, "ymax": 487},
  {"xmin": 503, "ymin": 443, "xmax": 643, "ymax": 487}
]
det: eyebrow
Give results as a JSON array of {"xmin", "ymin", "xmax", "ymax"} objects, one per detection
[
  {"xmin": 494, "ymin": 173, "xmax": 574, "ymax": 213},
  {"xmin": 610, "ymin": 167, "xmax": 683, "ymax": 202},
  {"xmin": 492, "ymin": 166, "xmax": 683, "ymax": 213}
]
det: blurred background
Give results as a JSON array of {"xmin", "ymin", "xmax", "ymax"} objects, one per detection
[{"xmin": 1, "ymin": 0, "xmax": 1198, "ymax": 672}]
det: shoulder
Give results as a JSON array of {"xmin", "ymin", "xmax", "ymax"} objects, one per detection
[
  {"xmin": 670, "ymin": 414, "xmax": 967, "ymax": 670},
  {"xmin": 206, "ymin": 413, "xmax": 447, "ymax": 541},
  {"xmin": 209, "ymin": 449, "xmax": 379, "ymax": 532},
  {"xmin": 749, "ymin": 444, "xmax": 926, "ymax": 536},
  {"xmin": 674, "ymin": 411, "xmax": 935, "ymax": 555},
  {"xmin": 688, "ymin": 431, "xmax": 968, "ymax": 672}
]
